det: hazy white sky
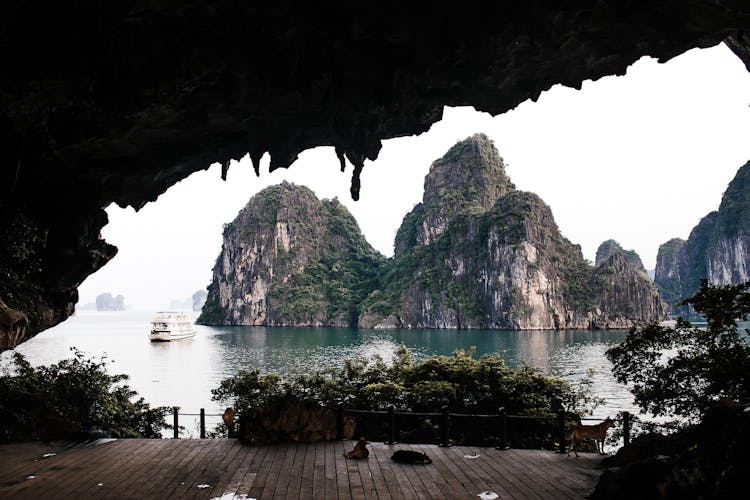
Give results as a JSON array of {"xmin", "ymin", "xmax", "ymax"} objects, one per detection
[{"xmin": 79, "ymin": 44, "xmax": 750, "ymax": 310}]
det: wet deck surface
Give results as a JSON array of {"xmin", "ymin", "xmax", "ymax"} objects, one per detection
[{"xmin": 0, "ymin": 439, "xmax": 603, "ymax": 499}]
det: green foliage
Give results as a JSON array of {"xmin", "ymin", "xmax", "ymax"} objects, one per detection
[
  {"xmin": 393, "ymin": 203, "xmax": 424, "ymax": 255},
  {"xmin": 595, "ymin": 239, "xmax": 646, "ymax": 272},
  {"xmin": 654, "ymin": 238, "xmax": 687, "ymax": 307},
  {"xmin": 196, "ymin": 280, "xmax": 224, "ymax": 323},
  {"xmin": 270, "ymin": 201, "xmax": 385, "ymax": 325},
  {"xmin": 607, "ymin": 280, "xmax": 750, "ymax": 423},
  {"xmin": 714, "ymin": 161, "xmax": 750, "ymax": 237},
  {"xmin": 0, "ymin": 349, "xmax": 170, "ymax": 441},
  {"xmin": 559, "ymin": 258, "xmax": 598, "ymax": 310},
  {"xmin": 212, "ymin": 346, "xmax": 579, "ymax": 417}
]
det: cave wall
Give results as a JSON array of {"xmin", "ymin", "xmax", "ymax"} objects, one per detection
[{"xmin": 2, "ymin": 1, "xmax": 750, "ymax": 348}]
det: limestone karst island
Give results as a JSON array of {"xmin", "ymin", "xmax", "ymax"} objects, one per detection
[{"xmin": 199, "ymin": 134, "xmax": 666, "ymax": 329}]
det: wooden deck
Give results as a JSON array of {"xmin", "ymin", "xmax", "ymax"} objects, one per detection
[{"xmin": 0, "ymin": 439, "xmax": 603, "ymax": 499}]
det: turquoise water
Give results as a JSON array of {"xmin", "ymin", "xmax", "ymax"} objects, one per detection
[{"xmin": 1, "ymin": 310, "xmax": 636, "ymax": 423}]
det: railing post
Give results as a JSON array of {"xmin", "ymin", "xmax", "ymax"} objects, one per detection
[
  {"xmin": 173, "ymin": 407, "xmax": 179, "ymax": 439},
  {"xmin": 200, "ymin": 408, "xmax": 206, "ymax": 439},
  {"xmin": 496, "ymin": 407, "xmax": 508, "ymax": 450},
  {"xmin": 557, "ymin": 410, "xmax": 566, "ymax": 454},
  {"xmin": 386, "ymin": 405, "xmax": 397, "ymax": 445},
  {"xmin": 622, "ymin": 411, "xmax": 631, "ymax": 447},
  {"xmin": 439, "ymin": 406, "xmax": 449, "ymax": 447},
  {"xmin": 336, "ymin": 403, "xmax": 344, "ymax": 440}
]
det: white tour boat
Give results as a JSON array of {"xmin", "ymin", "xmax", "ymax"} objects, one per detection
[{"xmin": 149, "ymin": 312, "xmax": 197, "ymax": 342}]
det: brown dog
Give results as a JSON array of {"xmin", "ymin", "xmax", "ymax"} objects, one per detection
[
  {"xmin": 344, "ymin": 437, "xmax": 369, "ymax": 459},
  {"xmin": 566, "ymin": 417, "xmax": 614, "ymax": 456}
]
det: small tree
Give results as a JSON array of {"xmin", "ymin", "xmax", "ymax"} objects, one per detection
[
  {"xmin": 606, "ymin": 280, "xmax": 750, "ymax": 423},
  {"xmin": 1, "ymin": 349, "xmax": 170, "ymax": 441}
]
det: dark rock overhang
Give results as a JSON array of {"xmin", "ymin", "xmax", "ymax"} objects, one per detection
[{"xmin": 2, "ymin": 0, "xmax": 750, "ymax": 349}]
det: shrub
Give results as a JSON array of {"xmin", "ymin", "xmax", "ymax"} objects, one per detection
[
  {"xmin": 212, "ymin": 346, "xmax": 595, "ymax": 446},
  {"xmin": 0, "ymin": 349, "xmax": 170, "ymax": 441},
  {"xmin": 607, "ymin": 279, "xmax": 750, "ymax": 424}
]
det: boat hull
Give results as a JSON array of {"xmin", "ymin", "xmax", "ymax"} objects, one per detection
[{"xmin": 149, "ymin": 330, "xmax": 197, "ymax": 342}]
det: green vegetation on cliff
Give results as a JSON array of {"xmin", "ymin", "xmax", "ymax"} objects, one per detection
[
  {"xmin": 362, "ymin": 134, "xmax": 665, "ymax": 329},
  {"xmin": 198, "ymin": 183, "xmax": 385, "ymax": 326},
  {"xmin": 595, "ymin": 239, "xmax": 646, "ymax": 273},
  {"xmin": 714, "ymin": 161, "xmax": 750, "ymax": 237},
  {"xmin": 654, "ymin": 238, "xmax": 686, "ymax": 307},
  {"xmin": 654, "ymin": 161, "xmax": 750, "ymax": 312},
  {"xmin": 270, "ymin": 200, "xmax": 385, "ymax": 325}
]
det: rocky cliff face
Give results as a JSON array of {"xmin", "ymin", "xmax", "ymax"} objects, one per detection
[
  {"xmin": 595, "ymin": 240, "xmax": 647, "ymax": 273},
  {"xmin": 360, "ymin": 135, "xmax": 667, "ymax": 330},
  {"xmin": 654, "ymin": 238, "xmax": 686, "ymax": 312},
  {"xmin": 655, "ymin": 161, "xmax": 750, "ymax": 314},
  {"xmin": 192, "ymin": 290, "xmax": 207, "ymax": 312},
  {"xmin": 198, "ymin": 183, "xmax": 384, "ymax": 326}
]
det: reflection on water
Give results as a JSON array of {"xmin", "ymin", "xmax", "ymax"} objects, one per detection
[{"xmin": 1, "ymin": 311, "xmax": 632, "ymax": 417}]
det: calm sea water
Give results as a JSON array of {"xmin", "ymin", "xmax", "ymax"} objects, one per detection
[{"xmin": 1, "ymin": 310, "xmax": 637, "ymax": 425}]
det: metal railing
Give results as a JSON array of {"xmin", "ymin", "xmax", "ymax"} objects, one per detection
[
  {"xmin": 167, "ymin": 404, "xmax": 632, "ymax": 452},
  {"xmin": 335, "ymin": 405, "xmax": 632, "ymax": 452},
  {"xmin": 169, "ymin": 408, "xmax": 235, "ymax": 439}
]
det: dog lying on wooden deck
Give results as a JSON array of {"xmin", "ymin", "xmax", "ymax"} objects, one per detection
[{"xmin": 391, "ymin": 450, "xmax": 432, "ymax": 464}]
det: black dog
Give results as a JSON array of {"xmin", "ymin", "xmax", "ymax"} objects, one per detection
[{"xmin": 390, "ymin": 449, "xmax": 432, "ymax": 464}]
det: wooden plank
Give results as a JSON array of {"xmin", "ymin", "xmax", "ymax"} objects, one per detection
[
  {"xmin": 33, "ymin": 440, "xmax": 149, "ymax": 499},
  {"xmin": 460, "ymin": 449, "xmax": 525, "ymax": 500},
  {"xmin": 0, "ymin": 442, "xmax": 68, "ymax": 482},
  {"xmin": 343, "ymin": 441, "xmax": 366, "ymax": 500},
  {"xmin": 311, "ymin": 437, "xmax": 327, "ymax": 499},
  {"xmin": 134, "ymin": 440, "xmax": 203, "ymax": 498},
  {"xmin": 170, "ymin": 438, "xmax": 230, "ymax": 498},
  {"xmin": 408, "ymin": 444, "xmax": 464, "ymax": 500},
  {"xmin": 362, "ymin": 443, "xmax": 393, "ymax": 500},
  {"xmin": 183, "ymin": 440, "xmax": 241, "ymax": 499},
  {"xmin": 444, "ymin": 446, "xmax": 509, "ymax": 499},
  {"xmin": 70, "ymin": 439, "xmax": 160, "ymax": 498},
  {"xmin": 133, "ymin": 440, "xmax": 206, "ymax": 499},
  {"xmin": 354, "ymin": 450, "xmax": 377, "ymax": 498},
  {"xmin": 246, "ymin": 443, "xmax": 284, "ymax": 498},
  {"xmin": 416, "ymin": 444, "xmax": 473, "ymax": 497},
  {"xmin": 213, "ymin": 441, "xmax": 264, "ymax": 498},
  {"xmin": 198, "ymin": 440, "xmax": 247, "ymax": 499},
  {"xmin": 335, "ymin": 441, "xmax": 352, "ymax": 500},
  {"xmin": 0, "ymin": 447, "xmax": 84, "ymax": 499},
  {"xmin": 299, "ymin": 438, "xmax": 315, "ymax": 499},
  {"xmin": 93, "ymin": 439, "xmax": 181, "ymax": 499},
  {"xmin": 323, "ymin": 440, "xmax": 339, "ymax": 500},
  {"xmin": 400, "ymin": 444, "xmax": 435, "ymax": 500},
  {"xmin": 159, "ymin": 438, "xmax": 226, "ymax": 498},
  {"xmin": 284, "ymin": 442, "xmax": 305, "ymax": 500},
  {"xmin": 504, "ymin": 449, "xmax": 580, "ymax": 500},
  {"xmin": 474, "ymin": 447, "xmax": 547, "ymax": 500},
  {"xmin": 380, "ymin": 445, "xmax": 420, "ymax": 499},
  {"xmin": 532, "ymin": 450, "xmax": 602, "ymax": 492},
  {"xmin": 0, "ymin": 441, "xmax": 606, "ymax": 499},
  {"xmin": 269, "ymin": 442, "xmax": 299, "ymax": 499}
]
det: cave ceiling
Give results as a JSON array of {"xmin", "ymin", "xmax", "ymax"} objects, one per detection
[{"xmin": 1, "ymin": 0, "xmax": 750, "ymax": 349}]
